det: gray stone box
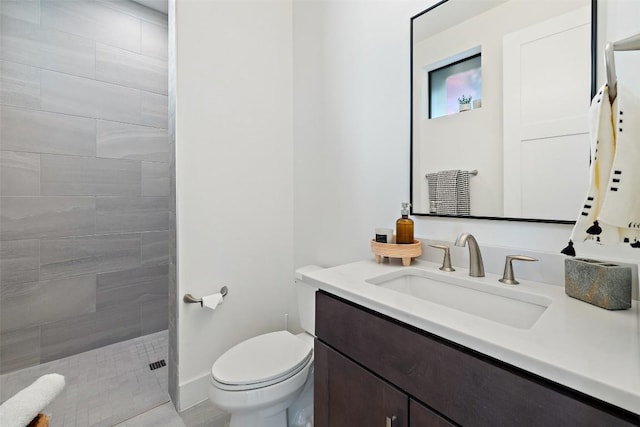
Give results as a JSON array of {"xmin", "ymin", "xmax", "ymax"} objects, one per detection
[{"xmin": 565, "ymin": 258, "xmax": 631, "ymax": 310}]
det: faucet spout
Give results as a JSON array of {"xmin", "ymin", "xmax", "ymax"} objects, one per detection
[{"xmin": 454, "ymin": 233, "xmax": 485, "ymax": 277}]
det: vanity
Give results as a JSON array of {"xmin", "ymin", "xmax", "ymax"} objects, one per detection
[{"xmin": 303, "ymin": 260, "xmax": 640, "ymax": 426}]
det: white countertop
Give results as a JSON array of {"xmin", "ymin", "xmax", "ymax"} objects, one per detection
[{"xmin": 302, "ymin": 259, "xmax": 640, "ymax": 414}]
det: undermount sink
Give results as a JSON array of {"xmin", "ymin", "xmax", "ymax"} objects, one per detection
[{"xmin": 366, "ymin": 269, "xmax": 551, "ymax": 329}]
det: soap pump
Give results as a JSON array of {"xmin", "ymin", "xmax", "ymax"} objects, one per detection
[{"xmin": 396, "ymin": 202, "xmax": 414, "ymax": 244}]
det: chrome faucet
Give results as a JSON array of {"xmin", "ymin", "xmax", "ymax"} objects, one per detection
[{"xmin": 454, "ymin": 233, "xmax": 485, "ymax": 277}]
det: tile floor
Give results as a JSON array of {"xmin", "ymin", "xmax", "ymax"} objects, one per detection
[{"xmin": 0, "ymin": 331, "xmax": 230, "ymax": 427}]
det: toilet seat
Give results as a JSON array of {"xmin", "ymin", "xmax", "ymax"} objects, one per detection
[{"xmin": 211, "ymin": 331, "xmax": 313, "ymax": 391}]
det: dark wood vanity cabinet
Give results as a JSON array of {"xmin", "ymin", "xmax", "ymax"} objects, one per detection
[
  {"xmin": 314, "ymin": 290, "xmax": 639, "ymax": 427},
  {"xmin": 410, "ymin": 399, "xmax": 456, "ymax": 427},
  {"xmin": 315, "ymin": 340, "xmax": 409, "ymax": 427}
]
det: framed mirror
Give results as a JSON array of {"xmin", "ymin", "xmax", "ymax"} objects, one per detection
[{"xmin": 410, "ymin": 0, "xmax": 597, "ymax": 223}]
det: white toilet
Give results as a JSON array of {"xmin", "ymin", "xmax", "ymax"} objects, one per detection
[{"xmin": 208, "ymin": 266, "xmax": 321, "ymax": 427}]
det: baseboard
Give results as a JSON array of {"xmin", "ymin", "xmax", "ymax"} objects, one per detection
[{"xmin": 178, "ymin": 373, "xmax": 209, "ymax": 411}]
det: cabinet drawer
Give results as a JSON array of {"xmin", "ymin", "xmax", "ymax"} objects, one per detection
[{"xmin": 316, "ymin": 291, "xmax": 638, "ymax": 427}]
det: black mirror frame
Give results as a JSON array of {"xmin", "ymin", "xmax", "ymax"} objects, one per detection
[{"xmin": 409, "ymin": 0, "xmax": 598, "ymax": 224}]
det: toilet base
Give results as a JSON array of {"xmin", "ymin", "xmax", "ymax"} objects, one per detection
[{"xmin": 229, "ymin": 408, "xmax": 286, "ymax": 427}]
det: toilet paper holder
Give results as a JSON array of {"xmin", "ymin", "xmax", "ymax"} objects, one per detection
[{"xmin": 183, "ymin": 286, "xmax": 228, "ymax": 307}]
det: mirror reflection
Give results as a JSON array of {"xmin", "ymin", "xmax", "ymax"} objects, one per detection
[{"xmin": 411, "ymin": 0, "xmax": 595, "ymax": 222}]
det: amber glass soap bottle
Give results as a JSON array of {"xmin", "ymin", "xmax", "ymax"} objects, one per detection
[{"xmin": 396, "ymin": 202, "xmax": 414, "ymax": 244}]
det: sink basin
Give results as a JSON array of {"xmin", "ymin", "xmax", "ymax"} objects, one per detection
[{"xmin": 366, "ymin": 269, "xmax": 551, "ymax": 329}]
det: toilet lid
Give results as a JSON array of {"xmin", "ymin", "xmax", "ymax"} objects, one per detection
[{"xmin": 211, "ymin": 331, "xmax": 312, "ymax": 389}]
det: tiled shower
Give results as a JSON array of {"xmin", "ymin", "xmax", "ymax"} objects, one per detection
[{"xmin": 0, "ymin": 0, "xmax": 169, "ymax": 374}]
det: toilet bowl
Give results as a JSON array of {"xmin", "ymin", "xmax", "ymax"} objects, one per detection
[{"xmin": 208, "ymin": 266, "xmax": 321, "ymax": 427}]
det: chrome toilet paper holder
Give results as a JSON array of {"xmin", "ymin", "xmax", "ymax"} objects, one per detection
[{"xmin": 183, "ymin": 286, "xmax": 228, "ymax": 307}]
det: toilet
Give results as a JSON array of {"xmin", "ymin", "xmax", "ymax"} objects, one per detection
[{"xmin": 208, "ymin": 266, "xmax": 321, "ymax": 427}]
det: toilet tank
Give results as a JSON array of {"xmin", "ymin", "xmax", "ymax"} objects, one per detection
[{"xmin": 294, "ymin": 265, "xmax": 323, "ymax": 335}]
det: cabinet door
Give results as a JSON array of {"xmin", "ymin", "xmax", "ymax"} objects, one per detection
[
  {"xmin": 315, "ymin": 340, "xmax": 408, "ymax": 427},
  {"xmin": 410, "ymin": 399, "xmax": 456, "ymax": 427},
  {"xmin": 317, "ymin": 291, "xmax": 639, "ymax": 427}
]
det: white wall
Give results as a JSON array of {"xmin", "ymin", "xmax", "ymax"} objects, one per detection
[
  {"xmin": 293, "ymin": 0, "xmax": 422, "ymax": 268},
  {"xmin": 175, "ymin": 0, "xmax": 295, "ymax": 410},
  {"xmin": 173, "ymin": 0, "xmax": 640, "ymax": 411},
  {"xmin": 293, "ymin": 0, "xmax": 640, "ymax": 273}
]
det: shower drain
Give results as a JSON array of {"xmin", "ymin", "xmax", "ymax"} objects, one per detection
[{"xmin": 149, "ymin": 359, "xmax": 166, "ymax": 371}]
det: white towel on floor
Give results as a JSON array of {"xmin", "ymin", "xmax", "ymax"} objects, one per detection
[
  {"xmin": 0, "ymin": 373, "xmax": 65, "ymax": 427},
  {"xmin": 570, "ymin": 83, "xmax": 640, "ymax": 247}
]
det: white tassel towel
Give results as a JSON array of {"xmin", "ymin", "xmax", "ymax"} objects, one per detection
[{"xmin": 568, "ymin": 83, "xmax": 640, "ymax": 249}]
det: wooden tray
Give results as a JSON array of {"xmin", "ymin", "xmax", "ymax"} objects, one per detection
[{"xmin": 371, "ymin": 239, "xmax": 422, "ymax": 266}]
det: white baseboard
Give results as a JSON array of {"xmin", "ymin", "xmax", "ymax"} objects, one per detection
[{"xmin": 178, "ymin": 373, "xmax": 209, "ymax": 411}]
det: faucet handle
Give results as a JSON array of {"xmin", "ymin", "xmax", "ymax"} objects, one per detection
[
  {"xmin": 429, "ymin": 244, "xmax": 455, "ymax": 272},
  {"xmin": 499, "ymin": 255, "xmax": 538, "ymax": 285}
]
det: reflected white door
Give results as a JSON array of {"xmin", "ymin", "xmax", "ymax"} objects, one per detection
[{"xmin": 503, "ymin": 6, "xmax": 591, "ymax": 220}]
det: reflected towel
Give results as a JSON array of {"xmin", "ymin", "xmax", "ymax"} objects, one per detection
[
  {"xmin": 0, "ymin": 374, "xmax": 65, "ymax": 427},
  {"xmin": 457, "ymin": 170, "xmax": 471, "ymax": 216},
  {"xmin": 436, "ymin": 170, "xmax": 460, "ymax": 215},
  {"xmin": 428, "ymin": 170, "xmax": 471, "ymax": 215},
  {"xmin": 426, "ymin": 173, "xmax": 438, "ymax": 213}
]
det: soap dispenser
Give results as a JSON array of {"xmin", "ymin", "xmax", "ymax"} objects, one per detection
[{"xmin": 396, "ymin": 202, "xmax": 414, "ymax": 244}]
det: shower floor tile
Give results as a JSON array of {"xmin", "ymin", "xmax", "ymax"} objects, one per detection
[
  {"xmin": 114, "ymin": 402, "xmax": 186, "ymax": 427},
  {"xmin": 0, "ymin": 331, "xmax": 170, "ymax": 427}
]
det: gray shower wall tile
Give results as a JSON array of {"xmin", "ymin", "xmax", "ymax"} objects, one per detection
[
  {"xmin": 142, "ymin": 21, "xmax": 168, "ymax": 60},
  {"xmin": 97, "ymin": 120, "xmax": 169, "ymax": 163},
  {"xmin": 40, "ymin": 69, "xmax": 97, "ymax": 117},
  {"xmin": 40, "ymin": 303, "xmax": 140, "ymax": 363},
  {"xmin": 41, "ymin": 154, "xmax": 141, "ymax": 196},
  {"xmin": 0, "ymin": 107, "xmax": 96, "ymax": 156},
  {"xmin": 142, "ymin": 162, "xmax": 170, "ymax": 197},
  {"xmin": 40, "ymin": 70, "xmax": 142, "ymax": 124},
  {"xmin": 40, "ymin": 233, "xmax": 141, "ymax": 280},
  {"xmin": 0, "ymin": 0, "xmax": 169, "ymax": 371},
  {"xmin": 95, "ymin": 81, "xmax": 143, "ymax": 125},
  {"xmin": 38, "ymin": 25, "xmax": 96, "ymax": 79},
  {"xmin": 0, "ymin": 325, "xmax": 40, "ymax": 374},
  {"xmin": 141, "ymin": 231, "xmax": 169, "ymax": 265},
  {"xmin": 0, "ymin": 150, "xmax": 40, "ymax": 196},
  {"xmin": 96, "ymin": 263, "xmax": 168, "ymax": 291},
  {"xmin": 140, "ymin": 294, "xmax": 168, "ymax": 335},
  {"xmin": 0, "ymin": 196, "xmax": 95, "ymax": 241},
  {"xmin": 96, "ymin": 264, "xmax": 168, "ymax": 311},
  {"xmin": 97, "ymin": 0, "xmax": 168, "ymax": 27},
  {"xmin": 0, "ymin": 274, "xmax": 96, "ymax": 332},
  {"xmin": 0, "ymin": 60, "xmax": 40, "ymax": 109},
  {"xmin": 0, "ymin": 15, "xmax": 95, "ymax": 78},
  {"xmin": 0, "ymin": 15, "xmax": 40, "ymax": 68},
  {"xmin": 141, "ymin": 91, "xmax": 168, "ymax": 129},
  {"xmin": 96, "ymin": 196, "xmax": 169, "ymax": 234},
  {"xmin": 0, "ymin": 0, "xmax": 40, "ymax": 24},
  {"xmin": 40, "ymin": 0, "xmax": 141, "ymax": 54},
  {"xmin": 96, "ymin": 43, "xmax": 167, "ymax": 95},
  {"xmin": 0, "ymin": 239, "xmax": 39, "ymax": 286}
]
